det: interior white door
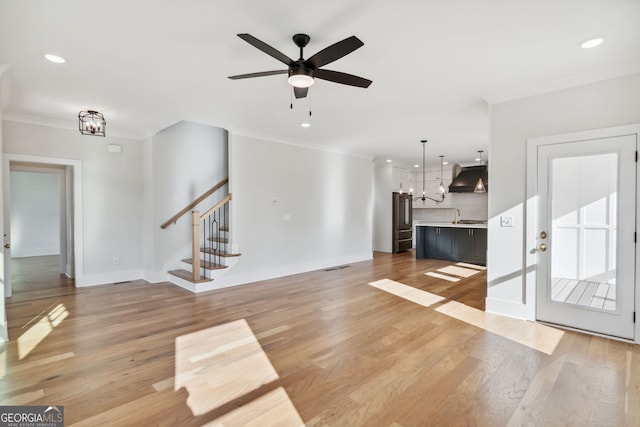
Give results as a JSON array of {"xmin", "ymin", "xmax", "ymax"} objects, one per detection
[{"xmin": 536, "ymin": 134, "xmax": 636, "ymax": 339}]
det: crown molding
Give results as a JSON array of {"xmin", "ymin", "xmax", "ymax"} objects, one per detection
[{"xmin": 483, "ymin": 60, "xmax": 640, "ymax": 105}]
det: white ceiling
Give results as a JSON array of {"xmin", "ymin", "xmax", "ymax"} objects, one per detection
[{"xmin": 1, "ymin": 1, "xmax": 639, "ymax": 169}]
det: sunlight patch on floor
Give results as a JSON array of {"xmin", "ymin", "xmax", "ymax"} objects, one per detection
[
  {"xmin": 174, "ymin": 319, "xmax": 279, "ymax": 416},
  {"xmin": 369, "ymin": 279, "xmax": 564, "ymax": 355},
  {"xmin": 368, "ymin": 279, "xmax": 445, "ymax": 308},
  {"xmin": 202, "ymin": 387, "xmax": 304, "ymax": 427},
  {"xmin": 425, "ymin": 272, "xmax": 460, "ymax": 282},
  {"xmin": 456, "ymin": 262, "xmax": 487, "ymax": 271},
  {"xmin": 437, "ymin": 265, "xmax": 481, "ymax": 278},
  {"xmin": 435, "ymin": 300, "xmax": 564, "ymax": 355},
  {"xmin": 17, "ymin": 303, "xmax": 69, "ymax": 360},
  {"xmin": 169, "ymin": 319, "xmax": 304, "ymax": 424}
]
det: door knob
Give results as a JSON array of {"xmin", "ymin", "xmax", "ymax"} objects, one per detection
[
  {"xmin": 540, "ymin": 231, "xmax": 547, "ymax": 239},
  {"xmin": 4, "ymin": 244, "xmax": 10, "ymax": 249},
  {"xmin": 539, "ymin": 243, "xmax": 547, "ymax": 252}
]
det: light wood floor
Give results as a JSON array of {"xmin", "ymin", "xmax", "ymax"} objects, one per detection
[{"xmin": 2, "ymin": 252, "xmax": 640, "ymax": 426}]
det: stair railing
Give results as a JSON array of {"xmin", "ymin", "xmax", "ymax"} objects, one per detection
[
  {"xmin": 161, "ymin": 177, "xmax": 229, "ymax": 229},
  {"xmin": 191, "ymin": 194, "xmax": 232, "ymax": 281}
]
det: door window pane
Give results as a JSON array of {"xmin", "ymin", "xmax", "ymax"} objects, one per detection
[{"xmin": 550, "ymin": 153, "xmax": 617, "ymax": 311}]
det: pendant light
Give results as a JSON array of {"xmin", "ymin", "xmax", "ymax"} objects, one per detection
[
  {"xmin": 413, "ymin": 140, "xmax": 445, "ymax": 204},
  {"xmin": 474, "ymin": 150, "xmax": 487, "ymax": 193},
  {"xmin": 438, "ymin": 155, "xmax": 446, "ymax": 194}
]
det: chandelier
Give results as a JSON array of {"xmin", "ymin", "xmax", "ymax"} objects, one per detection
[
  {"xmin": 413, "ymin": 139, "xmax": 446, "ymax": 204},
  {"xmin": 78, "ymin": 110, "xmax": 106, "ymax": 137}
]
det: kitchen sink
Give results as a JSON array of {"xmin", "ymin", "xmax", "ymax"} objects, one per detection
[{"xmin": 453, "ymin": 219, "xmax": 488, "ymax": 224}]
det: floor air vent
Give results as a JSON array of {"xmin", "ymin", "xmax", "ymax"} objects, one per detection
[{"xmin": 324, "ymin": 265, "xmax": 351, "ymax": 272}]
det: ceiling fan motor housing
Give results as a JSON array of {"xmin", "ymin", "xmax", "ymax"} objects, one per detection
[{"xmin": 292, "ymin": 33, "xmax": 311, "ymax": 49}]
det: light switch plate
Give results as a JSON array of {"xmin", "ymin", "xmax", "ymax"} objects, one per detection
[{"xmin": 500, "ymin": 215, "xmax": 514, "ymax": 227}]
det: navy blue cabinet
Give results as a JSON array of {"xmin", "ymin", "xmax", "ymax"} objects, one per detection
[{"xmin": 417, "ymin": 226, "xmax": 486, "ymax": 266}]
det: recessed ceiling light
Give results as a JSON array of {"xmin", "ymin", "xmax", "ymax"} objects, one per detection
[
  {"xmin": 44, "ymin": 54, "xmax": 66, "ymax": 63},
  {"xmin": 442, "ymin": 161, "xmax": 449, "ymax": 165},
  {"xmin": 414, "ymin": 164, "xmax": 420, "ymax": 168},
  {"xmin": 580, "ymin": 37, "xmax": 604, "ymax": 49},
  {"xmin": 386, "ymin": 159, "xmax": 392, "ymax": 163},
  {"xmin": 475, "ymin": 157, "xmax": 481, "ymax": 161},
  {"xmin": 300, "ymin": 122, "xmax": 311, "ymax": 128}
]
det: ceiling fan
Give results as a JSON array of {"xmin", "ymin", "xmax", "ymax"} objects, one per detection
[{"xmin": 228, "ymin": 33, "xmax": 372, "ymax": 99}]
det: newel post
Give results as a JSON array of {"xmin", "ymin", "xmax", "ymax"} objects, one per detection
[{"xmin": 192, "ymin": 211, "xmax": 201, "ymax": 281}]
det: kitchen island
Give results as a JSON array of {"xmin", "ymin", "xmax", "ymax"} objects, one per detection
[{"xmin": 415, "ymin": 221, "xmax": 487, "ymax": 266}]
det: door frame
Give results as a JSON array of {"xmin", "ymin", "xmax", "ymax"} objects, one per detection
[
  {"xmin": 526, "ymin": 124, "xmax": 640, "ymax": 343},
  {"xmin": 3, "ymin": 154, "xmax": 84, "ymax": 297}
]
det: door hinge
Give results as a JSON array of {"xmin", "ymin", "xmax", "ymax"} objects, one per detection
[
  {"xmin": 634, "ymin": 312, "xmax": 636, "ymax": 323},
  {"xmin": 635, "ymin": 232, "xmax": 637, "ymax": 243},
  {"xmin": 636, "ymin": 151, "xmax": 638, "ymax": 162}
]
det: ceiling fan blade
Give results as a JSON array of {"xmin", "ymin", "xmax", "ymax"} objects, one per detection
[
  {"xmin": 314, "ymin": 69, "xmax": 372, "ymax": 88},
  {"xmin": 228, "ymin": 70, "xmax": 288, "ymax": 80},
  {"xmin": 294, "ymin": 87, "xmax": 308, "ymax": 99},
  {"xmin": 237, "ymin": 34, "xmax": 294, "ymax": 66},
  {"xmin": 304, "ymin": 36, "xmax": 364, "ymax": 69}
]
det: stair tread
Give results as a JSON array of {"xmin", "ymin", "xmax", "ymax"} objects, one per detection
[
  {"xmin": 182, "ymin": 258, "xmax": 228, "ymax": 270},
  {"xmin": 168, "ymin": 269, "xmax": 213, "ymax": 283},
  {"xmin": 200, "ymin": 247, "xmax": 242, "ymax": 257},
  {"xmin": 207, "ymin": 236, "xmax": 229, "ymax": 243}
]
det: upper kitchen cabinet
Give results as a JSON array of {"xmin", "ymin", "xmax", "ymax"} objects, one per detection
[{"xmin": 391, "ymin": 166, "xmax": 409, "ymax": 193}]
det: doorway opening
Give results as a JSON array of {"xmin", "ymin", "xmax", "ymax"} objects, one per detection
[{"xmin": 3, "ymin": 154, "xmax": 84, "ymax": 299}]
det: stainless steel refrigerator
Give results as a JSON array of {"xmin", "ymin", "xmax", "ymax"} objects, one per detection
[{"xmin": 392, "ymin": 192, "xmax": 412, "ymax": 253}]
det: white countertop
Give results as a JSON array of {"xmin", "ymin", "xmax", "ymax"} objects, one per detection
[{"xmin": 414, "ymin": 221, "xmax": 487, "ymax": 229}]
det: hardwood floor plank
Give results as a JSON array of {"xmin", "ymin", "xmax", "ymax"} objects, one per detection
[{"xmin": 1, "ymin": 252, "xmax": 639, "ymax": 426}]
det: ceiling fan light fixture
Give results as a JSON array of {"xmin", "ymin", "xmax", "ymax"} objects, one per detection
[{"xmin": 288, "ymin": 70, "xmax": 314, "ymax": 88}]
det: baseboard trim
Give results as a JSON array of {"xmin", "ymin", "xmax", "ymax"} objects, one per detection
[
  {"xmin": 485, "ymin": 297, "xmax": 534, "ymax": 321},
  {"xmin": 77, "ymin": 269, "xmax": 143, "ymax": 287}
]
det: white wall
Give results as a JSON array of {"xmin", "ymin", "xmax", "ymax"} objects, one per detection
[
  {"xmin": 148, "ymin": 121, "xmax": 228, "ymax": 280},
  {"xmin": 219, "ymin": 133, "xmax": 373, "ymax": 286},
  {"xmin": 487, "ymin": 73, "xmax": 640, "ymax": 319},
  {"xmin": 0, "ymin": 66, "xmax": 7, "ymax": 341},
  {"xmin": 2, "ymin": 120, "xmax": 145, "ymax": 285},
  {"xmin": 373, "ymin": 163, "xmax": 393, "ymax": 252},
  {"xmin": 9, "ymin": 170, "xmax": 60, "ymax": 257}
]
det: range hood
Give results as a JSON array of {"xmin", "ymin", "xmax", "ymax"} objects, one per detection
[{"xmin": 448, "ymin": 164, "xmax": 488, "ymax": 193}]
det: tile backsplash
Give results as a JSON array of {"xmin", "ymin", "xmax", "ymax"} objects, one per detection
[{"xmin": 413, "ymin": 193, "xmax": 488, "ymax": 222}]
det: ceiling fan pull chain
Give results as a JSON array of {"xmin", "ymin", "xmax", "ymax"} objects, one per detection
[{"xmin": 290, "ymin": 87, "xmax": 293, "ymax": 109}]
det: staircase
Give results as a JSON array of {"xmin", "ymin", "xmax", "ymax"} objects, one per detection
[{"xmin": 163, "ymin": 180, "xmax": 241, "ymax": 292}]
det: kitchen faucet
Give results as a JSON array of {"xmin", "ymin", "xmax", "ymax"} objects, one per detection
[{"xmin": 454, "ymin": 209, "xmax": 461, "ymax": 224}]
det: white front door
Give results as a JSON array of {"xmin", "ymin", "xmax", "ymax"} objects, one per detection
[{"xmin": 536, "ymin": 134, "xmax": 636, "ymax": 339}]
